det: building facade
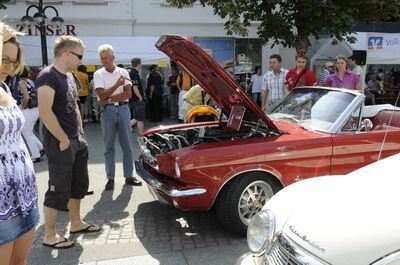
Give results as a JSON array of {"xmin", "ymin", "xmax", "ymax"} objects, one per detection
[{"xmin": 1, "ymin": 0, "xmax": 295, "ymax": 73}]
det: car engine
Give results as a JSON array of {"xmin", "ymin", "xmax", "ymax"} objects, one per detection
[{"xmin": 139, "ymin": 122, "xmax": 276, "ymax": 158}]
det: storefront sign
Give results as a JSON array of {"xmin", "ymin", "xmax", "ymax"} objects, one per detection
[
  {"xmin": 368, "ymin": 34, "xmax": 400, "ymax": 51},
  {"xmin": 366, "ymin": 33, "xmax": 400, "ymax": 64},
  {"xmin": 16, "ymin": 24, "xmax": 77, "ymax": 36}
]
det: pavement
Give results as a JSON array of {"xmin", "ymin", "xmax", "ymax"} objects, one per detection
[{"xmin": 28, "ymin": 120, "xmax": 248, "ymax": 265}]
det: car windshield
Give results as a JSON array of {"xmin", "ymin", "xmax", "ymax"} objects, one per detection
[{"xmin": 269, "ymin": 88, "xmax": 356, "ymax": 131}]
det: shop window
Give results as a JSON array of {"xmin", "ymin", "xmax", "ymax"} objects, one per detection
[
  {"xmin": 193, "ymin": 37, "xmax": 235, "ymax": 75},
  {"xmin": 234, "ymin": 38, "xmax": 262, "ymax": 75},
  {"xmin": 234, "ymin": 39, "xmax": 262, "ymax": 91}
]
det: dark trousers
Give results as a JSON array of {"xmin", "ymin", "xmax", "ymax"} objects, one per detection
[
  {"xmin": 43, "ymin": 133, "xmax": 89, "ymax": 211},
  {"xmin": 151, "ymin": 94, "xmax": 163, "ymax": 122}
]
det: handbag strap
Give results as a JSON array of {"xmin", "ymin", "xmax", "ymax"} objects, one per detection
[{"xmin": 292, "ymin": 69, "xmax": 307, "ymax": 89}]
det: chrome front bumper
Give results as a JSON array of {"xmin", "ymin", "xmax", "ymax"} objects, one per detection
[
  {"xmin": 134, "ymin": 160, "xmax": 207, "ymax": 198},
  {"xmin": 236, "ymin": 252, "xmax": 264, "ymax": 265}
]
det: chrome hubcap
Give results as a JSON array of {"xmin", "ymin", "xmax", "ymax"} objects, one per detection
[{"xmin": 238, "ymin": 180, "xmax": 274, "ymax": 225}]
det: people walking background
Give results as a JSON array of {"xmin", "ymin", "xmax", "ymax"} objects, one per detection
[
  {"xmin": 168, "ymin": 65, "xmax": 179, "ymax": 120},
  {"xmin": 182, "ymin": 83, "xmax": 210, "ymax": 120},
  {"xmin": 249, "ymin": 66, "xmax": 263, "ymax": 106},
  {"xmin": 18, "ymin": 65, "xmax": 43, "ymax": 163},
  {"xmin": 261, "ymin": 54, "xmax": 288, "ymax": 113},
  {"xmin": 129, "ymin": 57, "xmax": 145, "ymax": 136},
  {"xmin": 147, "ymin": 64, "xmax": 164, "ymax": 122},
  {"xmin": 176, "ymin": 69, "xmax": 194, "ymax": 122},
  {"xmin": 74, "ymin": 64, "xmax": 90, "ymax": 122},
  {"xmin": 285, "ymin": 50, "xmax": 317, "ymax": 91},
  {"xmin": 324, "ymin": 54, "xmax": 361, "ymax": 91},
  {"xmin": 318, "ymin": 62, "xmax": 335, "ymax": 85}
]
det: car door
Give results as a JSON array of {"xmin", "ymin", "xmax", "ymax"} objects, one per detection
[{"xmin": 331, "ymin": 128, "xmax": 400, "ymax": 175}]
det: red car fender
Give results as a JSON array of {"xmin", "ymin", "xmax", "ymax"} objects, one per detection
[{"xmin": 208, "ymin": 164, "xmax": 285, "ymax": 210}]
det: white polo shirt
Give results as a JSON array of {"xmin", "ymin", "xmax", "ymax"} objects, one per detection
[{"xmin": 93, "ymin": 66, "xmax": 132, "ymax": 101}]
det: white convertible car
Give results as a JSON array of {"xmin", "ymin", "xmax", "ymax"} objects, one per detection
[{"xmin": 237, "ymin": 152, "xmax": 400, "ymax": 265}]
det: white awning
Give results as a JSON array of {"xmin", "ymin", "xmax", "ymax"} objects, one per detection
[{"xmin": 19, "ymin": 36, "xmax": 169, "ymax": 66}]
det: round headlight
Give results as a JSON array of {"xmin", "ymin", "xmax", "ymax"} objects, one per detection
[{"xmin": 247, "ymin": 209, "xmax": 275, "ymax": 254}]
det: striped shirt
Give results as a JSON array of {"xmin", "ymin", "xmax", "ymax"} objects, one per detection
[
  {"xmin": 318, "ymin": 69, "xmax": 331, "ymax": 86},
  {"xmin": 262, "ymin": 68, "xmax": 288, "ymax": 104}
]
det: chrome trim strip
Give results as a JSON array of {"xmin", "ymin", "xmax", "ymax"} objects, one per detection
[
  {"xmin": 135, "ymin": 160, "xmax": 206, "ymax": 198},
  {"xmin": 372, "ymin": 250, "xmax": 400, "ymax": 265},
  {"xmin": 235, "ymin": 252, "xmax": 264, "ymax": 265}
]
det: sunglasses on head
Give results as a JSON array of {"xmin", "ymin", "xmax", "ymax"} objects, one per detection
[{"xmin": 70, "ymin": 51, "xmax": 83, "ymax": 60}]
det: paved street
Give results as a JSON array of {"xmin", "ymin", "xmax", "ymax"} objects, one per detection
[{"xmin": 28, "ymin": 121, "xmax": 247, "ymax": 265}]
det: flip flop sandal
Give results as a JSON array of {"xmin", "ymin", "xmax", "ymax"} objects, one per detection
[
  {"xmin": 70, "ymin": 224, "xmax": 101, "ymax": 234},
  {"xmin": 42, "ymin": 237, "xmax": 74, "ymax": 249}
]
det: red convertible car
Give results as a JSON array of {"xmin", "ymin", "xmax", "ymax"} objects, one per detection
[{"xmin": 135, "ymin": 35, "xmax": 400, "ymax": 235}]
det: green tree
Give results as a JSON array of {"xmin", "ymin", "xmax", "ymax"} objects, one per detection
[
  {"xmin": 167, "ymin": 0, "xmax": 400, "ymax": 51},
  {"xmin": 0, "ymin": 0, "xmax": 9, "ymax": 10}
]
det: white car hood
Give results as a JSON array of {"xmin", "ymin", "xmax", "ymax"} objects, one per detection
[{"xmin": 268, "ymin": 153, "xmax": 400, "ymax": 265}]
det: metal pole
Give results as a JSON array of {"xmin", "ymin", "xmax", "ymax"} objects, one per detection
[{"xmin": 38, "ymin": 0, "xmax": 48, "ymax": 66}]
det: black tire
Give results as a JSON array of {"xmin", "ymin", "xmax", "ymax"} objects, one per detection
[{"xmin": 215, "ymin": 172, "xmax": 280, "ymax": 236}]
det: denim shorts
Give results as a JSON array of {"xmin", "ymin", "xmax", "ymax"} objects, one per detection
[{"xmin": 0, "ymin": 207, "xmax": 39, "ymax": 246}]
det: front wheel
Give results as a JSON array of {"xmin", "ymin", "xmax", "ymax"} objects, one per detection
[{"xmin": 215, "ymin": 172, "xmax": 280, "ymax": 236}]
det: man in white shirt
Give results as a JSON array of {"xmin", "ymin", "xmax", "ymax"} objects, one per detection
[
  {"xmin": 349, "ymin": 56, "xmax": 365, "ymax": 92},
  {"xmin": 93, "ymin": 44, "xmax": 142, "ymax": 190},
  {"xmin": 261, "ymin": 54, "xmax": 288, "ymax": 113},
  {"xmin": 348, "ymin": 56, "xmax": 363, "ymax": 76}
]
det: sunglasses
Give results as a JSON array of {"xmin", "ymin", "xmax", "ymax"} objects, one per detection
[{"xmin": 70, "ymin": 51, "xmax": 83, "ymax": 60}]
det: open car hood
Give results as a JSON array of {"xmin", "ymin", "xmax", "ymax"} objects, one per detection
[{"xmin": 155, "ymin": 35, "xmax": 278, "ymax": 131}]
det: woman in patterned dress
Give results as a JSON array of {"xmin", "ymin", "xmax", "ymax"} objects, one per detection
[{"xmin": 0, "ymin": 23, "xmax": 39, "ymax": 265}]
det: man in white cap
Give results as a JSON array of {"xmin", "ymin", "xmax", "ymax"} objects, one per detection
[{"xmin": 318, "ymin": 62, "xmax": 335, "ymax": 86}]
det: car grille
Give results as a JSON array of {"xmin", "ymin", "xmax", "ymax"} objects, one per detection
[
  {"xmin": 267, "ymin": 241, "xmax": 301, "ymax": 265},
  {"xmin": 265, "ymin": 234, "xmax": 327, "ymax": 265}
]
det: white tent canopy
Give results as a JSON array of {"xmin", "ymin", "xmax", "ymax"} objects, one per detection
[
  {"xmin": 19, "ymin": 36, "xmax": 169, "ymax": 67},
  {"xmin": 311, "ymin": 32, "xmax": 400, "ymax": 66}
]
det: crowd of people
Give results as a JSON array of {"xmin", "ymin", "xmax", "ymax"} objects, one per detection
[
  {"xmin": 0, "ymin": 22, "xmax": 216, "ymax": 262},
  {"xmin": 0, "ymin": 21, "xmax": 217, "ymax": 261},
  {"xmin": 246, "ymin": 50, "xmax": 400, "ymax": 112},
  {"xmin": 245, "ymin": 50, "xmax": 393, "ymax": 113},
  {"xmin": 0, "ymin": 23, "xmax": 142, "ymax": 261},
  {"xmin": 2, "ymin": 20, "xmax": 400, "ymax": 264}
]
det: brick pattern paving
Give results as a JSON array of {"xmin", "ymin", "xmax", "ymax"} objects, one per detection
[{"xmin": 32, "ymin": 212, "xmax": 245, "ymax": 251}]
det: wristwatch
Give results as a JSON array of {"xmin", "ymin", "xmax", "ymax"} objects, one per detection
[{"xmin": 108, "ymin": 97, "xmax": 113, "ymax": 104}]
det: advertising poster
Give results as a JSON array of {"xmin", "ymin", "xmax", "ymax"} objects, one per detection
[{"xmin": 193, "ymin": 38, "xmax": 235, "ymax": 75}]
